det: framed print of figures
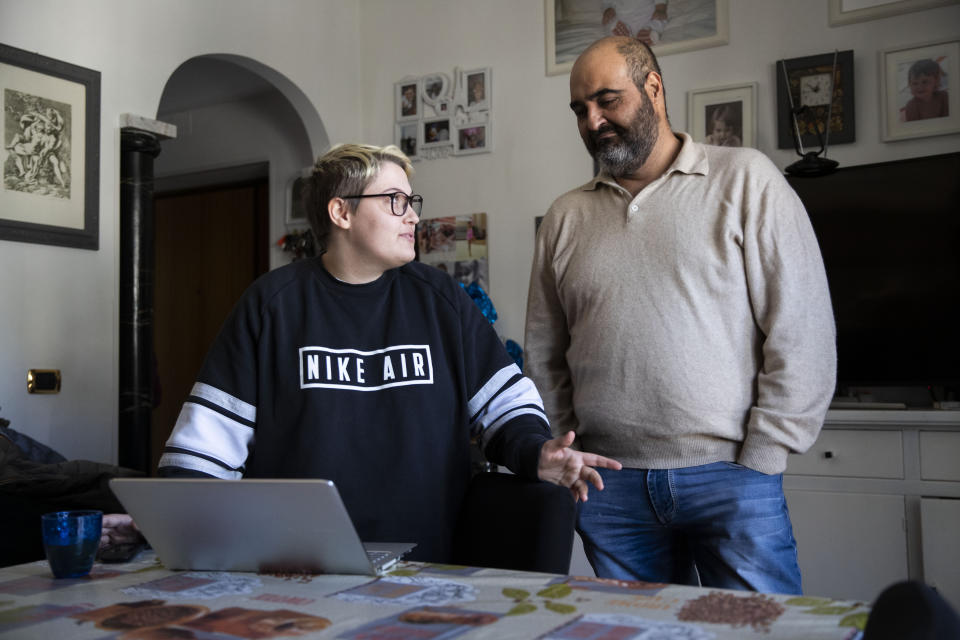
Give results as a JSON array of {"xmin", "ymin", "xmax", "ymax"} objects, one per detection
[
  {"xmin": 687, "ymin": 82, "xmax": 757, "ymax": 148},
  {"xmin": 776, "ymin": 50, "xmax": 855, "ymax": 150},
  {"xmin": 880, "ymin": 39, "xmax": 960, "ymax": 141},
  {"xmin": 396, "ymin": 121, "xmax": 419, "ymax": 160},
  {"xmin": 828, "ymin": 0, "xmax": 958, "ymax": 26},
  {"xmin": 1, "ymin": 42, "xmax": 100, "ymax": 249},
  {"xmin": 461, "ymin": 67, "xmax": 491, "ymax": 111},
  {"xmin": 395, "ymin": 79, "xmax": 419, "ymax": 121},
  {"xmin": 545, "ymin": 0, "xmax": 730, "ymax": 76}
]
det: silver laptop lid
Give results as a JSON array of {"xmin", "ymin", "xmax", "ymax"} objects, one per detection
[{"xmin": 108, "ymin": 478, "xmax": 415, "ymax": 575}]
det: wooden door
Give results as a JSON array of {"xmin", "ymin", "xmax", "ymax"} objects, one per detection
[{"xmin": 150, "ymin": 180, "xmax": 269, "ymax": 473}]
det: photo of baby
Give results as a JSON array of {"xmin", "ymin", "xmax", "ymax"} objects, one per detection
[
  {"xmin": 704, "ymin": 101, "xmax": 742, "ymax": 147},
  {"xmin": 901, "ymin": 57, "xmax": 949, "ymax": 121}
]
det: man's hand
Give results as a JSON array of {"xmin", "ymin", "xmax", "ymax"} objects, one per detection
[
  {"xmin": 537, "ymin": 430, "xmax": 622, "ymax": 502},
  {"xmin": 99, "ymin": 514, "xmax": 143, "ymax": 549}
]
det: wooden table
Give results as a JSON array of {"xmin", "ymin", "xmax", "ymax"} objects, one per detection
[{"xmin": 0, "ymin": 551, "xmax": 869, "ymax": 638}]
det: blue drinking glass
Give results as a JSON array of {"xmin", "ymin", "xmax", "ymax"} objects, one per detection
[{"xmin": 41, "ymin": 510, "xmax": 102, "ymax": 578}]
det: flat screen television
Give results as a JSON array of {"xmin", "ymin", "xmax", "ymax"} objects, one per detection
[{"xmin": 787, "ymin": 152, "xmax": 960, "ymax": 404}]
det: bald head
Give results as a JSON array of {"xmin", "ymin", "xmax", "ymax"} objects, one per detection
[
  {"xmin": 574, "ymin": 36, "xmax": 663, "ymax": 99},
  {"xmin": 568, "ymin": 36, "xmax": 676, "ymax": 182}
]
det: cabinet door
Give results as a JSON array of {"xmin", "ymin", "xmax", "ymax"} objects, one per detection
[
  {"xmin": 920, "ymin": 497, "xmax": 960, "ymax": 611},
  {"xmin": 785, "ymin": 490, "xmax": 908, "ymax": 602}
]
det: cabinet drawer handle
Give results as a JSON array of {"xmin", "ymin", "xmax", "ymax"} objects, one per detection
[{"xmin": 823, "ymin": 451, "xmax": 834, "ymax": 459}]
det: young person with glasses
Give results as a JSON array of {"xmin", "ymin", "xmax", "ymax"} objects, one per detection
[{"xmin": 149, "ymin": 143, "xmax": 621, "ymax": 562}]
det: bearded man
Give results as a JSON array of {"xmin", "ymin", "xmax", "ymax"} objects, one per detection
[{"xmin": 523, "ymin": 36, "xmax": 836, "ymax": 594}]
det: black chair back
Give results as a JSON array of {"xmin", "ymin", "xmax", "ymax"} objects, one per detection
[{"xmin": 452, "ymin": 472, "xmax": 576, "ymax": 574}]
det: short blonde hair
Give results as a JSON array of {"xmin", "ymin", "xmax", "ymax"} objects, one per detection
[{"xmin": 303, "ymin": 143, "xmax": 414, "ymax": 252}]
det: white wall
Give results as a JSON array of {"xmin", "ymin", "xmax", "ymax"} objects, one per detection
[
  {"xmin": 0, "ymin": 0, "xmax": 361, "ymax": 462},
  {"xmin": 2, "ymin": 0, "xmax": 959, "ymax": 464},
  {"xmin": 155, "ymin": 91, "xmax": 314, "ymax": 271},
  {"xmin": 357, "ymin": 0, "xmax": 960, "ymax": 346}
]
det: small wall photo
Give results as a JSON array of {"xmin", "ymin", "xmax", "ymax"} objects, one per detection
[{"xmin": 687, "ymin": 82, "xmax": 756, "ymax": 148}]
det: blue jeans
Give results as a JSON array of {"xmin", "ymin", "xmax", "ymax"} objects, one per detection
[{"xmin": 577, "ymin": 462, "xmax": 802, "ymax": 594}]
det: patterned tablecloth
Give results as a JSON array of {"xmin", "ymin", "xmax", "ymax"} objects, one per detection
[{"xmin": 0, "ymin": 552, "xmax": 870, "ymax": 639}]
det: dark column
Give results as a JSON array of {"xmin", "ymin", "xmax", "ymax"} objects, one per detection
[{"xmin": 118, "ymin": 129, "xmax": 162, "ymax": 473}]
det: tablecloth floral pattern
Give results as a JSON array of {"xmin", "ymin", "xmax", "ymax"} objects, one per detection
[{"xmin": 0, "ymin": 552, "xmax": 869, "ymax": 639}]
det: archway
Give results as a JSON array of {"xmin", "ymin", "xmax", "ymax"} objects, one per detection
[{"xmin": 118, "ymin": 55, "xmax": 327, "ymax": 472}]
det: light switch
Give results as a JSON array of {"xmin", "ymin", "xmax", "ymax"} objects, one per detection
[{"xmin": 27, "ymin": 369, "xmax": 61, "ymax": 394}]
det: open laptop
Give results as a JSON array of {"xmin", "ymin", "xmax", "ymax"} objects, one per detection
[{"xmin": 108, "ymin": 478, "xmax": 415, "ymax": 575}]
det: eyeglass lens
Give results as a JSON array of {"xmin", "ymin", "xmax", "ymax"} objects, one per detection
[{"xmin": 392, "ymin": 193, "xmax": 423, "ymax": 216}]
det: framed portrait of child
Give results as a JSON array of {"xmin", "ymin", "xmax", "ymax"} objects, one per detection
[
  {"xmin": 686, "ymin": 82, "xmax": 757, "ymax": 149},
  {"xmin": 880, "ymin": 38, "xmax": 960, "ymax": 141}
]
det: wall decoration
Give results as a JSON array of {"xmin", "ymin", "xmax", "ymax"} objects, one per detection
[
  {"xmin": 422, "ymin": 117, "xmax": 452, "ymax": 148},
  {"xmin": 397, "ymin": 121, "xmax": 419, "ymax": 160},
  {"xmin": 456, "ymin": 123, "xmax": 490, "ymax": 155},
  {"xmin": 461, "ymin": 67, "xmax": 490, "ymax": 111},
  {"xmin": 880, "ymin": 38, "xmax": 959, "ymax": 141},
  {"xmin": 285, "ymin": 168, "xmax": 311, "ymax": 225},
  {"xmin": 0, "ymin": 42, "xmax": 100, "ymax": 249},
  {"xmin": 416, "ymin": 213, "xmax": 488, "ymax": 291},
  {"xmin": 395, "ymin": 80, "xmax": 419, "ymax": 121},
  {"xmin": 686, "ymin": 82, "xmax": 757, "ymax": 148},
  {"xmin": 828, "ymin": 0, "xmax": 958, "ymax": 26},
  {"xmin": 545, "ymin": 0, "xmax": 730, "ymax": 76},
  {"xmin": 776, "ymin": 50, "xmax": 855, "ymax": 151},
  {"xmin": 394, "ymin": 67, "xmax": 492, "ymax": 161}
]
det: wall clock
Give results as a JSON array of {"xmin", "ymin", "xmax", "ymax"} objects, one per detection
[{"xmin": 776, "ymin": 50, "xmax": 855, "ymax": 150}]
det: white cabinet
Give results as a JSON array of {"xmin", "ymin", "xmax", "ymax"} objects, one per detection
[
  {"xmin": 920, "ymin": 497, "xmax": 960, "ymax": 608},
  {"xmin": 784, "ymin": 411, "xmax": 960, "ymax": 610},
  {"xmin": 785, "ymin": 490, "xmax": 908, "ymax": 602}
]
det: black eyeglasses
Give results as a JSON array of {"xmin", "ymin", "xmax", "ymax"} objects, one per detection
[{"xmin": 341, "ymin": 192, "xmax": 423, "ymax": 216}]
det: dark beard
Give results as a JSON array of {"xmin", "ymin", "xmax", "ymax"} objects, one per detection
[{"xmin": 586, "ymin": 95, "xmax": 659, "ymax": 177}]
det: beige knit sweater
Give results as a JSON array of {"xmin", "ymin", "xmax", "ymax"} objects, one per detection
[{"xmin": 524, "ymin": 134, "xmax": 836, "ymax": 475}]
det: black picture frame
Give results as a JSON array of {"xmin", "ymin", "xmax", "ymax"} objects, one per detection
[
  {"xmin": 1, "ymin": 42, "xmax": 100, "ymax": 250},
  {"xmin": 776, "ymin": 50, "xmax": 855, "ymax": 151}
]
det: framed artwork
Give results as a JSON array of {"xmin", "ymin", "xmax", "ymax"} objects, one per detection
[
  {"xmin": 686, "ymin": 82, "xmax": 757, "ymax": 148},
  {"xmin": 394, "ymin": 67, "xmax": 492, "ymax": 160},
  {"xmin": 1, "ymin": 43, "xmax": 100, "ymax": 250},
  {"xmin": 421, "ymin": 73, "xmax": 450, "ymax": 108},
  {"xmin": 880, "ymin": 39, "xmax": 959, "ymax": 141},
  {"xmin": 416, "ymin": 213, "xmax": 488, "ymax": 290},
  {"xmin": 461, "ymin": 67, "xmax": 491, "ymax": 111},
  {"xmin": 395, "ymin": 79, "xmax": 420, "ymax": 121},
  {"xmin": 545, "ymin": 0, "xmax": 730, "ymax": 76},
  {"xmin": 776, "ymin": 50, "xmax": 855, "ymax": 150},
  {"xmin": 285, "ymin": 168, "xmax": 311, "ymax": 225},
  {"xmin": 828, "ymin": 0, "xmax": 958, "ymax": 26},
  {"xmin": 395, "ymin": 121, "xmax": 419, "ymax": 160},
  {"xmin": 422, "ymin": 117, "xmax": 451, "ymax": 148},
  {"xmin": 455, "ymin": 123, "xmax": 491, "ymax": 155}
]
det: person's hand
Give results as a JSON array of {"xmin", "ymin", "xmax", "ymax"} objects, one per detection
[
  {"xmin": 635, "ymin": 28, "xmax": 654, "ymax": 45},
  {"xmin": 537, "ymin": 430, "xmax": 622, "ymax": 502},
  {"xmin": 612, "ymin": 20, "xmax": 632, "ymax": 37},
  {"xmin": 601, "ymin": 7, "xmax": 616, "ymax": 25},
  {"xmin": 99, "ymin": 513, "xmax": 143, "ymax": 549},
  {"xmin": 652, "ymin": 3, "xmax": 668, "ymax": 21}
]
